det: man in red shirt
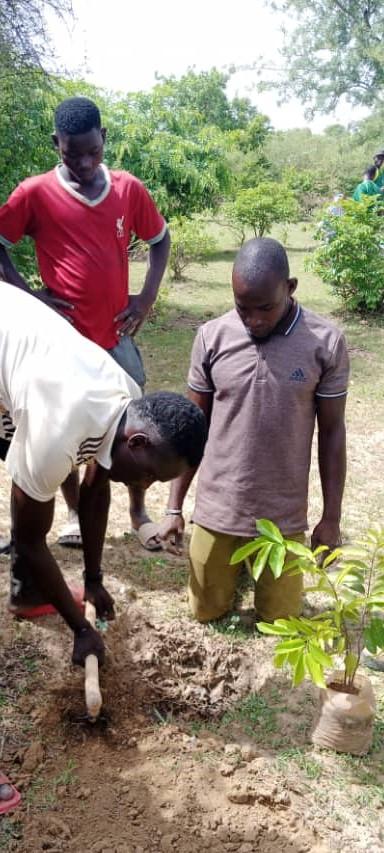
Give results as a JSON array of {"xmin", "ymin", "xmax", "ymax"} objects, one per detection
[{"xmin": 0, "ymin": 96, "xmax": 170, "ymax": 550}]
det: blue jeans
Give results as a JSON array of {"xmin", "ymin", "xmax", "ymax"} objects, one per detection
[{"xmin": 108, "ymin": 334, "xmax": 146, "ymax": 390}]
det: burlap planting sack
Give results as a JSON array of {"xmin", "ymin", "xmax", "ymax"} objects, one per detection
[{"xmin": 311, "ymin": 672, "xmax": 376, "ymax": 755}]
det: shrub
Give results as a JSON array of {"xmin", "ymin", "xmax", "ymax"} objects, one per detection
[
  {"xmin": 310, "ymin": 198, "xmax": 384, "ymax": 313},
  {"xmin": 223, "ymin": 183, "xmax": 299, "ymax": 243},
  {"xmin": 168, "ymin": 217, "xmax": 217, "ymax": 281}
]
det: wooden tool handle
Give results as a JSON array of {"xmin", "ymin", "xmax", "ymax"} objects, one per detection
[{"xmin": 84, "ymin": 601, "xmax": 102, "ymax": 720}]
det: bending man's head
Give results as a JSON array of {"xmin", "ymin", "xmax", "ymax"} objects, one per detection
[
  {"xmin": 109, "ymin": 391, "xmax": 207, "ymax": 487},
  {"xmin": 232, "ymin": 237, "xmax": 297, "ymax": 339},
  {"xmin": 52, "ymin": 96, "xmax": 106, "ymax": 186}
]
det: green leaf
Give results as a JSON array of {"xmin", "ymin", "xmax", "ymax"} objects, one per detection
[
  {"xmin": 283, "ymin": 617, "xmax": 315, "ymax": 636},
  {"xmin": 304, "ymin": 652, "xmax": 326, "ymax": 688},
  {"xmin": 257, "ymin": 621, "xmax": 293, "ymax": 636},
  {"xmin": 364, "ymin": 618, "xmax": 384, "ymax": 653},
  {"xmin": 252, "ymin": 543, "xmax": 273, "ymax": 582},
  {"xmin": 255, "ymin": 519, "xmax": 284, "ymax": 544},
  {"xmin": 344, "ymin": 580, "xmax": 365, "ymax": 594},
  {"xmin": 230, "ymin": 538, "xmax": 264, "ymax": 565},
  {"xmin": 308, "ymin": 642, "xmax": 333, "ymax": 668},
  {"xmin": 293, "ymin": 651, "xmax": 305, "ymax": 686},
  {"xmin": 341, "ymin": 547, "xmax": 367, "ymax": 561},
  {"xmin": 364, "ymin": 625, "xmax": 378, "ymax": 655},
  {"xmin": 285, "ymin": 540, "xmax": 312, "ymax": 558},
  {"xmin": 335, "ymin": 563, "xmax": 361, "ymax": 586},
  {"xmin": 312, "ymin": 545, "xmax": 329, "ymax": 558},
  {"xmin": 268, "ymin": 544, "xmax": 286, "ymax": 579},
  {"xmin": 274, "ymin": 639, "xmax": 306, "ymax": 653},
  {"xmin": 322, "ymin": 548, "xmax": 343, "ymax": 569},
  {"xmin": 366, "ymin": 596, "xmax": 384, "ymax": 607}
]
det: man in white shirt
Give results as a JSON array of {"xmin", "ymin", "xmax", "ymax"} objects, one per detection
[{"xmin": 0, "ymin": 284, "xmax": 206, "ymax": 665}]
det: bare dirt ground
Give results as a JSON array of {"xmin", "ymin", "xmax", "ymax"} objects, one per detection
[{"xmin": 1, "ymin": 474, "xmax": 384, "ymax": 853}]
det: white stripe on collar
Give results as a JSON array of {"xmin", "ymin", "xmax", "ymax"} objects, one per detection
[
  {"xmin": 55, "ymin": 163, "xmax": 111, "ymax": 207},
  {"xmin": 284, "ymin": 304, "xmax": 301, "ymax": 336}
]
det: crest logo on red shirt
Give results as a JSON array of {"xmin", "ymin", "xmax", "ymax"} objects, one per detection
[{"xmin": 116, "ymin": 215, "xmax": 125, "ymax": 238}]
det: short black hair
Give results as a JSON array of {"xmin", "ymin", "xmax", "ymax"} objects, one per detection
[
  {"xmin": 365, "ymin": 165, "xmax": 377, "ymax": 181},
  {"xmin": 54, "ymin": 97, "xmax": 101, "ymax": 135},
  {"xmin": 233, "ymin": 238, "xmax": 290, "ymax": 284},
  {"xmin": 132, "ymin": 391, "xmax": 207, "ymax": 468}
]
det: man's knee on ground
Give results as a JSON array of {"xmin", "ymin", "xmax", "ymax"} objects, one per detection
[
  {"xmin": 188, "ymin": 524, "xmax": 239, "ymax": 623},
  {"xmin": 255, "ymin": 570, "xmax": 303, "ymax": 623},
  {"xmin": 187, "ymin": 579, "xmax": 234, "ymax": 622}
]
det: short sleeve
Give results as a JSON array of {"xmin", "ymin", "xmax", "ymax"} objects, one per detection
[
  {"xmin": 188, "ymin": 327, "xmax": 214, "ymax": 393},
  {"xmin": 5, "ymin": 412, "xmax": 72, "ymax": 502},
  {"xmin": 131, "ymin": 179, "xmax": 166, "ymax": 244},
  {"xmin": 0, "ymin": 183, "xmax": 33, "ymax": 247},
  {"xmin": 316, "ymin": 333, "xmax": 349, "ymax": 398}
]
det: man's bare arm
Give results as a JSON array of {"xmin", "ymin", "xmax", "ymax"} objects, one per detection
[
  {"xmin": 78, "ymin": 463, "xmax": 115, "ymax": 620},
  {"xmin": 11, "ymin": 483, "xmax": 104, "ymax": 664},
  {"xmin": 311, "ymin": 395, "xmax": 347, "ymax": 550},
  {"xmin": 158, "ymin": 389, "xmax": 212, "ymax": 549}
]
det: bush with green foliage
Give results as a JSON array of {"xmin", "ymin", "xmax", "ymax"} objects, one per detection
[
  {"xmin": 224, "ymin": 183, "xmax": 299, "ymax": 243},
  {"xmin": 168, "ymin": 217, "xmax": 217, "ymax": 281},
  {"xmin": 231, "ymin": 519, "xmax": 384, "ymax": 691},
  {"xmin": 310, "ymin": 198, "xmax": 384, "ymax": 313}
]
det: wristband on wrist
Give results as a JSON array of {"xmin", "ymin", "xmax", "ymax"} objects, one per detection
[
  {"xmin": 83, "ymin": 570, "xmax": 103, "ymax": 584},
  {"xmin": 165, "ymin": 509, "xmax": 182, "ymax": 516}
]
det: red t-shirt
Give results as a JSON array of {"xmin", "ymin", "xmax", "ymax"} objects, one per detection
[{"xmin": 0, "ymin": 166, "xmax": 166, "ymax": 348}]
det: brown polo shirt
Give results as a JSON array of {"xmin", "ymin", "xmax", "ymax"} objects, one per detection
[{"xmin": 188, "ymin": 302, "xmax": 349, "ymax": 538}]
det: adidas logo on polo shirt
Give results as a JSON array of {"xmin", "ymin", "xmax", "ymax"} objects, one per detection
[{"xmin": 290, "ymin": 367, "xmax": 307, "ymax": 382}]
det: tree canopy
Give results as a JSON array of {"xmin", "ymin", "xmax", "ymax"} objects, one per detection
[
  {"xmin": 262, "ymin": 0, "xmax": 384, "ymax": 113},
  {"xmin": 0, "ymin": 0, "xmax": 73, "ymax": 74}
]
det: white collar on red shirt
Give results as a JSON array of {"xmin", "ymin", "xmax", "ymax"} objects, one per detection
[{"xmin": 55, "ymin": 163, "xmax": 111, "ymax": 207}]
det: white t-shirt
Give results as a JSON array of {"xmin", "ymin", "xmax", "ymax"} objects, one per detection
[{"xmin": 0, "ymin": 283, "xmax": 142, "ymax": 501}]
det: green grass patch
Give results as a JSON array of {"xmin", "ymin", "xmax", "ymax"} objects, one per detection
[
  {"xmin": 275, "ymin": 747, "xmax": 323, "ymax": 779},
  {"xmin": 122, "ymin": 549, "xmax": 188, "ymax": 590},
  {"xmin": 26, "ymin": 759, "xmax": 78, "ymax": 810},
  {"xmin": 219, "ymin": 693, "xmax": 279, "ymax": 739},
  {"xmin": 207, "ymin": 612, "xmax": 258, "ymax": 641},
  {"xmin": 0, "ymin": 819, "xmax": 23, "ymax": 851}
]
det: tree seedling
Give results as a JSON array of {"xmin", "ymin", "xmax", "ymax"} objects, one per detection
[{"xmin": 231, "ymin": 519, "xmax": 384, "ymax": 692}]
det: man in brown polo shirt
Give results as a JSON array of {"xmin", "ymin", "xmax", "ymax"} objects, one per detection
[{"xmin": 159, "ymin": 237, "xmax": 349, "ymax": 622}]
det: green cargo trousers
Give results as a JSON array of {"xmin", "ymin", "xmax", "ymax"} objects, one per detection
[{"xmin": 188, "ymin": 524, "xmax": 305, "ymax": 623}]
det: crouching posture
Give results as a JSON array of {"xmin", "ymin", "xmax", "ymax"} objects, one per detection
[{"xmin": 0, "ymin": 284, "xmax": 206, "ymax": 664}]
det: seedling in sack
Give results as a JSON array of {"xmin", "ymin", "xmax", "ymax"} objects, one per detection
[{"xmin": 231, "ymin": 520, "xmax": 384, "ymax": 754}]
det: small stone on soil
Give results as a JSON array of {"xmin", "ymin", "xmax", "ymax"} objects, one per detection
[
  {"xmin": 240, "ymin": 743, "xmax": 259, "ymax": 762},
  {"xmin": 224, "ymin": 743, "xmax": 241, "ymax": 756},
  {"xmin": 220, "ymin": 763, "xmax": 236, "ymax": 777},
  {"xmin": 22, "ymin": 739, "xmax": 44, "ymax": 772}
]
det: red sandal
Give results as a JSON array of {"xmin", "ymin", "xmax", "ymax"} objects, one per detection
[
  {"xmin": 0, "ymin": 773, "xmax": 21, "ymax": 815},
  {"xmin": 8, "ymin": 584, "xmax": 84, "ymax": 619}
]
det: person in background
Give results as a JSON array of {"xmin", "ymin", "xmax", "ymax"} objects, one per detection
[
  {"xmin": 0, "ymin": 96, "xmax": 170, "ymax": 552},
  {"xmin": 373, "ymin": 150, "xmax": 384, "ymax": 188},
  {"xmin": 352, "ymin": 166, "xmax": 383, "ymax": 202},
  {"xmin": 158, "ymin": 238, "xmax": 349, "ymax": 625}
]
